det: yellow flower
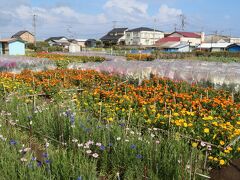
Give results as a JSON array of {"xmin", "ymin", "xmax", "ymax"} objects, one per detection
[
  {"xmin": 107, "ymin": 117, "xmax": 113, "ymax": 122},
  {"xmin": 224, "ymin": 149, "xmax": 230, "ymax": 154},
  {"xmin": 192, "ymin": 142, "xmax": 198, "ymax": 148},
  {"xmin": 208, "ymin": 156, "xmax": 213, "ymax": 160},
  {"xmin": 183, "ymin": 123, "xmax": 188, "ymax": 127},
  {"xmin": 237, "ymin": 147, "xmax": 240, "ymax": 152},
  {"xmin": 214, "ymin": 157, "xmax": 218, "ymax": 161},
  {"xmin": 220, "ymin": 141, "xmax": 225, "ymax": 146},
  {"xmin": 204, "ymin": 128, "xmax": 210, "ymax": 134},
  {"xmin": 188, "ymin": 123, "xmax": 193, "ymax": 127},
  {"xmin": 219, "ymin": 159, "xmax": 225, "ymax": 165},
  {"xmin": 173, "ymin": 113, "xmax": 179, "ymax": 117}
]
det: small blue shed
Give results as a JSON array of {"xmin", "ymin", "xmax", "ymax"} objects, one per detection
[
  {"xmin": 0, "ymin": 38, "xmax": 25, "ymax": 55},
  {"xmin": 227, "ymin": 44, "xmax": 240, "ymax": 52}
]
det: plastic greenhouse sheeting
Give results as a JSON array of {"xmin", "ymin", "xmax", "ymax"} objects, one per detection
[
  {"xmin": 68, "ymin": 58, "xmax": 240, "ymax": 90},
  {"xmin": 0, "ymin": 56, "xmax": 56, "ymax": 73}
]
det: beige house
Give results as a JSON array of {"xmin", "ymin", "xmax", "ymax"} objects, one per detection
[
  {"xmin": 166, "ymin": 31, "xmax": 204, "ymax": 46},
  {"xmin": 12, "ymin": 31, "xmax": 35, "ymax": 44},
  {"xmin": 125, "ymin": 27, "xmax": 164, "ymax": 46}
]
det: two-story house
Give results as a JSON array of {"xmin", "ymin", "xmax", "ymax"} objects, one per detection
[
  {"xmin": 11, "ymin": 31, "xmax": 35, "ymax": 44},
  {"xmin": 166, "ymin": 31, "xmax": 204, "ymax": 46},
  {"xmin": 125, "ymin": 27, "xmax": 164, "ymax": 46},
  {"xmin": 100, "ymin": 28, "xmax": 128, "ymax": 47}
]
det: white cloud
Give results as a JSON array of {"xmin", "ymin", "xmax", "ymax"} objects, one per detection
[
  {"xmin": 157, "ymin": 5, "xmax": 182, "ymax": 22},
  {"xmin": 104, "ymin": 0, "xmax": 149, "ymax": 22}
]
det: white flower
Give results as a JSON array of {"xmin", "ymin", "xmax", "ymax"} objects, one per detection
[
  {"xmin": 92, "ymin": 153, "xmax": 99, "ymax": 158},
  {"xmin": 116, "ymin": 137, "xmax": 121, "ymax": 141},
  {"xmin": 126, "ymin": 128, "xmax": 130, "ymax": 131},
  {"xmin": 84, "ymin": 145, "xmax": 90, "ymax": 149},
  {"xmin": 72, "ymin": 138, "xmax": 78, "ymax": 143},
  {"xmin": 130, "ymin": 131, "xmax": 135, "ymax": 135},
  {"xmin": 150, "ymin": 133, "xmax": 155, "ymax": 138},
  {"xmin": 155, "ymin": 140, "xmax": 160, "ymax": 144},
  {"xmin": 87, "ymin": 140, "xmax": 94, "ymax": 145},
  {"xmin": 45, "ymin": 142, "xmax": 50, "ymax": 148},
  {"xmin": 86, "ymin": 150, "xmax": 92, "ymax": 154},
  {"xmin": 200, "ymin": 141, "xmax": 206, "ymax": 147},
  {"xmin": 77, "ymin": 143, "xmax": 83, "ymax": 148},
  {"xmin": 125, "ymin": 139, "xmax": 129, "ymax": 142},
  {"xmin": 24, "ymin": 148, "xmax": 31, "ymax": 152},
  {"xmin": 20, "ymin": 158, "xmax": 28, "ymax": 162},
  {"xmin": 186, "ymin": 165, "xmax": 191, "ymax": 169},
  {"xmin": 96, "ymin": 142, "xmax": 102, "ymax": 147},
  {"xmin": 138, "ymin": 137, "xmax": 143, "ymax": 141},
  {"xmin": 153, "ymin": 128, "xmax": 158, "ymax": 131}
]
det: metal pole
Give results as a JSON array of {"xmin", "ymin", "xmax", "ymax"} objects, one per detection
[{"xmin": 33, "ymin": 14, "xmax": 37, "ymax": 47}]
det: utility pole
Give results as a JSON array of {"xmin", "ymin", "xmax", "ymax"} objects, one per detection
[
  {"xmin": 33, "ymin": 14, "xmax": 37, "ymax": 47},
  {"xmin": 153, "ymin": 18, "xmax": 157, "ymax": 46},
  {"xmin": 180, "ymin": 14, "xmax": 186, "ymax": 31}
]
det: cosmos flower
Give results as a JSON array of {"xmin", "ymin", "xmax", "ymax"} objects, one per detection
[{"xmin": 136, "ymin": 154, "xmax": 142, "ymax": 159}]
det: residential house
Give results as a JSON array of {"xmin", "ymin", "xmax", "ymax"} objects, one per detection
[
  {"xmin": 125, "ymin": 27, "xmax": 164, "ymax": 46},
  {"xmin": 227, "ymin": 44, "xmax": 240, "ymax": 52},
  {"xmin": 165, "ymin": 31, "xmax": 204, "ymax": 46},
  {"xmin": 0, "ymin": 38, "xmax": 25, "ymax": 55},
  {"xmin": 11, "ymin": 30, "xmax": 34, "ymax": 44},
  {"xmin": 100, "ymin": 28, "xmax": 128, "ymax": 46},
  {"xmin": 85, "ymin": 39, "xmax": 97, "ymax": 48},
  {"xmin": 197, "ymin": 43, "xmax": 232, "ymax": 52},
  {"xmin": 204, "ymin": 34, "xmax": 240, "ymax": 44},
  {"xmin": 155, "ymin": 37, "xmax": 193, "ymax": 52},
  {"xmin": 155, "ymin": 37, "xmax": 192, "ymax": 52},
  {"xmin": 45, "ymin": 37, "xmax": 69, "ymax": 47}
]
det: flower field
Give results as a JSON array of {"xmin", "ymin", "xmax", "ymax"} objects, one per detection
[
  {"xmin": 28, "ymin": 53, "xmax": 106, "ymax": 69},
  {"xmin": 0, "ymin": 54, "xmax": 240, "ymax": 179}
]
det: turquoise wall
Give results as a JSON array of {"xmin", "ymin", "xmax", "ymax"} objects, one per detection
[
  {"xmin": 9, "ymin": 41, "xmax": 25, "ymax": 55},
  {"xmin": 0, "ymin": 43, "xmax": 2, "ymax": 55}
]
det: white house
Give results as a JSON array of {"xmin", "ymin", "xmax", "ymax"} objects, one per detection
[
  {"xmin": 125, "ymin": 27, "xmax": 164, "ymax": 46},
  {"xmin": 45, "ymin": 36, "xmax": 69, "ymax": 47}
]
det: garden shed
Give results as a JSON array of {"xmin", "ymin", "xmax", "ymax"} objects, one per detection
[
  {"xmin": 227, "ymin": 44, "xmax": 240, "ymax": 52},
  {"xmin": 0, "ymin": 38, "xmax": 25, "ymax": 55}
]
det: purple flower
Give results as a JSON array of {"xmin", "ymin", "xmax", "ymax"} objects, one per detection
[
  {"xmin": 42, "ymin": 152, "xmax": 48, "ymax": 158},
  {"xmin": 45, "ymin": 159, "xmax": 51, "ymax": 164},
  {"xmin": 130, "ymin": 144, "xmax": 136, "ymax": 149},
  {"xmin": 9, "ymin": 139, "xmax": 17, "ymax": 145},
  {"xmin": 100, "ymin": 145, "xmax": 105, "ymax": 151},
  {"xmin": 37, "ymin": 161, "xmax": 42, "ymax": 167},
  {"xmin": 77, "ymin": 177, "xmax": 83, "ymax": 180},
  {"xmin": 70, "ymin": 115, "xmax": 75, "ymax": 125},
  {"xmin": 136, "ymin": 154, "xmax": 143, "ymax": 159},
  {"xmin": 119, "ymin": 123, "xmax": 125, "ymax": 127}
]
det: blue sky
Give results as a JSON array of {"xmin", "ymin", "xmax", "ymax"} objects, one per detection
[{"xmin": 0, "ymin": 0, "xmax": 239, "ymax": 39}]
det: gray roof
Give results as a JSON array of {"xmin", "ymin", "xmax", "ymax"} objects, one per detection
[
  {"xmin": 12, "ymin": 31, "xmax": 33, "ymax": 38},
  {"xmin": 109, "ymin": 28, "xmax": 128, "ymax": 33},
  {"xmin": 45, "ymin": 36, "xmax": 68, "ymax": 42},
  {"xmin": 127, "ymin": 27, "xmax": 162, "ymax": 32}
]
